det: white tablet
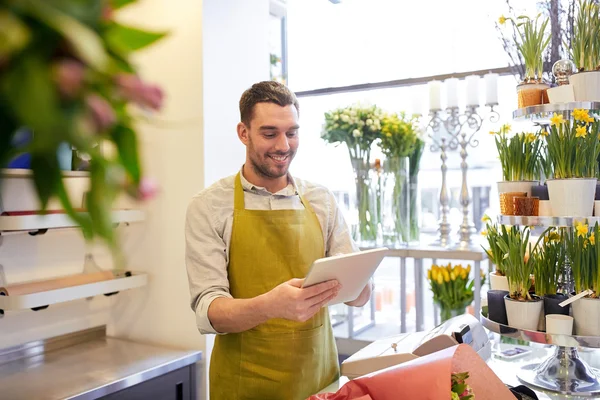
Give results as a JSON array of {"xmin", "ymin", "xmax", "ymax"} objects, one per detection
[{"xmin": 302, "ymin": 248, "xmax": 388, "ymax": 306}]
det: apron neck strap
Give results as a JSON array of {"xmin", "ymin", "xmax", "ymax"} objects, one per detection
[{"xmin": 234, "ymin": 171, "xmax": 315, "ymax": 213}]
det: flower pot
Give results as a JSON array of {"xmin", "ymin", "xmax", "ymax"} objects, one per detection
[
  {"xmin": 531, "ymin": 184, "xmax": 549, "ymax": 201},
  {"xmin": 487, "ymin": 290, "xmax": 509, "ymax": 325},
  {"xmin": 595, "ymin": 184, "xmax": 600, "ymax": 200},
  {"xmin": 517, "ymin": 82, "xmax": 550, "ymax": 108},
  {"xmin": 543, "ymin": 294, "xmax": 570, "ymax": 317},
  {"xmin": 547, "ymin": 178, "xmax": 596, "ymax": 217},
  {"xmin": 572, "ymin": 297, "xmax": 600, "ymax": 336},
  {"xmin": 499, "ymin": 192, "xmax": 526, "ymax": 215},
  {"xmin": 570, "ymin": 71, "xmax": 600, "ymax": 102},
  {"xmin": 504, "ymin": 295, "xmax": 543, "ymax": 331},
  {"xmin": 513, "ymin": 196, "xmax": 539, "ymax": 216},
  {"xmin": 595, "ymin": 200, "xmax": 600, "ymax": 217},
  {"xmin": 538, "ymin": 200, "xmax": 553, "ymax": 216},
  {"xmin": 489, "ymin": 271, "xmax": 509, "ymax": 291},
  {"xmin": 547, "ymin": 84, "xmax": 575, "ymax": 104},
  {"xmin": 497, "ymin": 180, "xmax": 537, "ymax": 197}
]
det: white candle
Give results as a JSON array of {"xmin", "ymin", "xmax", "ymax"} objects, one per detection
[
  {"xmin": 428, "ymin": 80, "xmax": 442, "ymax": 111},
  {"xmin": 465, "ymin": 75, "xmax": 480, "ymax": 106},
  {"xmin": 485, "ymin": 72, "xmax": 499, "ymax": 105},
  {"xmin": 445, "ymin": 78, "xmax": 459, "ymax": 108}
]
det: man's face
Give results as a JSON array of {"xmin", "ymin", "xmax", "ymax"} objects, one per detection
[{"xmin": 240, "ymin": 102, "xmax": 299, "ymax": 180}]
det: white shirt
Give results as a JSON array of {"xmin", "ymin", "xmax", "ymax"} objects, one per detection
[{"xmin": 185, "ymin": 169, "xmax": 358, "ymax": 334}]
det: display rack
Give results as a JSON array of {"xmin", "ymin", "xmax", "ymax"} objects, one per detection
[
  {"xmin": 512, "ymin": 101, "xmax": 600, "ymax": 122},
  {"xmin": 498, "ymin": 215, "xmax": 600, "ymax": 228},
  {"xmin": 0, "ymin": 210, "xmax": 144, "ymax": 233}
]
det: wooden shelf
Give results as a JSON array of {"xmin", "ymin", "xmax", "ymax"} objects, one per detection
[
  {"xmin": 0, "ymin": 272, "xmax": 148, "ymax": 311},
  {"xmin": 0, "ymin": 210, "xmax": 145, "ymax": 232}
]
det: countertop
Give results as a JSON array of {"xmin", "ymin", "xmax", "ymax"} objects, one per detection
[{"xmin": 0, "ymin": 335, "xmax": 202, "ymax": 400}]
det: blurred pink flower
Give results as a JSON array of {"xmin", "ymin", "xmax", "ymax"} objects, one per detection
[
  {"xmin": 54, "ymin": 59, "xmax": 85, "ymax": 98},
  {"xmin": 137, "ymin": 177, "xmax": 159, "ymax": 201},
  {"xmin": 102, "ymin": 5, "xmax": 113, "ymax": 22},
  {"xmin": 115, "ymin": 74, "xmax": 165, "ymax": 111},
  {"xmin": 86, "ymin": 94, "xmax": 116, "ymax": 131}
]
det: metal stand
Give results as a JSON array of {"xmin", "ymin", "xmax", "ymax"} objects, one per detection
[
  {"xmin": 427, "ymin": 104, "xmax": 500, "ymax": 249},
  {"xmin": 428, "ymin": 136, "xmax": 452, "ymax": 247},
  {"xmin": 518, "ymin": 346, "xmax": 600, "ymax": 396}
]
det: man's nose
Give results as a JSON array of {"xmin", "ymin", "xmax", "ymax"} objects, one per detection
[{"xmin": 274, "ymin": 134, "xmax": 290, "ymax": 152}]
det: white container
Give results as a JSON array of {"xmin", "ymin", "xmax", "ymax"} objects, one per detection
[
  {"xmin": 595, "ymin": 200, "xmax": 600, "ymax": 216},
  {"xmin": 0, "ymin": 170, "xmax": 89, "ymax": 213},
  {"xmin": 547, "ymin": 85, "xmax": 575, "ymax": 104},
  {"xmin": 497, "ymin": 181, "xmax": 538, "ymax": 197},
  {"xmin": 570, "ymin": 71, "xmax": 600, "ymax": 102},
  {"xmin": 538, "ymin": 200, "xmax": 553, "ymax": 216},
  {"xmin": 546, "ymin": 314, "xmax": 574, "ymax": 335},
  {"xmin": 572, "ymin": 297, "xmax": 600, "ymax": 336},
  {"xmin": 504, "ymin": 295, "xmax": 543, "ymax": 331},
  {"xmin": 546, "ymin": 178, "xmax": 596, "ymax": 217},
  {"xmin": 489, "ymin": 271, "xmax": 509, "ymax": 291}
]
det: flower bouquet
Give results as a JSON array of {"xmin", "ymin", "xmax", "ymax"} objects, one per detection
[
  {"xmin": 408, "ymin": 135, "xmax": 425, "ymax": 242},
  {"xmin": 378, "ymin": 112, "xmax": 418, "ymax": 245},
  {"xmin": 322, "ymin": 104, "xmax": 383, "ymax": 243},
  {"xmin": 427, "ymin": 263, "xmax": 485, "ymax": 321},
  {"xmin": 0, "ymin": 0, "xmax": 166, "ymax": 257}
]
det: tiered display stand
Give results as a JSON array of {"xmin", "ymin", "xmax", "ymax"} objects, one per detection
[{"xmin": 480, "ymin": 103, "xmax": 600, "ymax": 397}]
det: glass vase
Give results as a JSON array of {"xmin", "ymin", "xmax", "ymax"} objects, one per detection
[
  {"xmin": 381, "ymin": 156, "xmax": 410, "ymax": 246},
  {"xmin": 408, "ymin": 173, "xmax": 420, "ymax": 243},
  {"xmin": 350, "ymin": 154, "xmax": 379, "ymax": 245},
  {"xmin": 439, "ymin": 303, "xmax": 466, "ymax": 322}
]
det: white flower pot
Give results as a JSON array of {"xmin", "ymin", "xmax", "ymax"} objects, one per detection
[
  {"xmin": 547, "ymin": 178, "xmax": 596, "ymax": 217},
  {"xmin": 547, "ymin": 84, "xmax": 575, "ymax": 104},
  {"xmin": 595, "ymin": 200, "xmax": 600, "ymax": 216},
  {"xmin": 504, "ymin": 295, "xmax": 543, "ymax": 331},
  {"xmin": 497, "ymin": 181, "xmax": 538, "ymax": 197},
  {"xmin": 489, "ymin": 271, "xmax": 509, "ymax": 291},
  {"xmin": 570, "ymin": 71, "xmax": 600, "ymax": 102},
  {"xmin": 572, "ymin": 297, "xmax": 600, "ymax": 336},
  {"xmin": 0, "ymin": 172, "xmax": 89, "ymax": 213}
]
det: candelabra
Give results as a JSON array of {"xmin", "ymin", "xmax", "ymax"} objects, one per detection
[{"xmin": 427, "ymin": 105, "xmax": 500, "ymax": 250}]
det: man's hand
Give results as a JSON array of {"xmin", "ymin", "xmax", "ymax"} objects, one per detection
[
  {"xmin": 345, "ymin": 279, "xmax": 373, "ymax": 307},
  {"xmin": 264, "ymin": 278, "xmax": 341, "ymax": 322}
]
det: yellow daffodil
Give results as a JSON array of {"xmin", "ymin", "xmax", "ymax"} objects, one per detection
[
  {"xmin": 427, "ymin": 269, "xmax": 431, "ymax": 280},
  {"xmin": 576, "ymin": 126, "xmax": 588, "ymax": 138},
  {"xmin": 540, "ymin": 129, "xmax": 549, "ymax": 137},
  {"xmin": 576, "ymin": 221, "xmax": 589, "ymax": 238},
  {"xmin": 466, "ymin": 264, "xmax": 471, "ymax": 274},
  {"xmin": 442, "ymin": 269, "xmax": 450, "ymax": 282},
  {"xmin": 489, "ymin": 130, "xmax": 496, "ymax": 135},
  {"xmin": 590, "ymin": 234, "xmax": 596, "ymax": 246},
  {"xmin": 573, "ymin": 109, "xmax": 590, "ymax": 122},
  {"xmin": 584, "ymin": 239, "xmax": 589, "ymax": 249},
  {"xmin": 500, "ymin": 123, "xmax": 511, "ymax": 133},
  {"xmin": 450, "ymin": 272, "xmax": 456, "ymax": 281},
  {"xmin": 525, "ymin": 133, "xmax": 536, "ymax": 143},
  {"xmin": 461, "ymin": 270, "xmax": 468, "ymax": 280},
  {"xmin": 481, "ymin": 214, "xmax": 491, "ymax": 223},
  {"xmin": 586, "ymin": 115, "xmax": 595, "ymax": 123},
  {"xmin": 547, "ymin": 231, "xmax": 560, "ymax": 243},
  {"xmin": 550, "ymin": 113, "xmax": 565, "ymax": 126},
  {"xmin": 481, "ymin": 229, "xmax": 488, "ymax": 236},
  {"xmin": 436, "ymin": 273, "xmax": 444, "ymax": 285},
  {"xmin": 499, "ymin": 15, "xmax": 507, "ymax": 24}
]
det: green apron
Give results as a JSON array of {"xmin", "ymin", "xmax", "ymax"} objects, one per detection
[{"xmin": 209, "ymin": 173, "xmax": 339, "ymax": 400}]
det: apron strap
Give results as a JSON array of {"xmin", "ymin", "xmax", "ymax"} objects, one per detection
[{"xmin": 234, "ymin": 172, "xmax": 245, "ymax": 211}]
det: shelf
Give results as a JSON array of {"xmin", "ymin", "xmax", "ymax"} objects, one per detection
[
  {"xmin": 0, "ymin": 209, "xmax": 145, "ymax": 232},
  {"xmin": 512, "ymin": 101, "xmax": 600, "ymax": 122},
  {"xmin": 1, "ymin": 168, "xmax": 90, "ymax": 178},
  {"xmin": 480, "ymin": 308, "xmax": 600, "ymax": 348},
  {"xmin": 0, "ymin": 272, "xmax": 148, "ymax": 311},
  {"xmin": 497, "ymin": 215, "xmax": 600, "ymax": 228}
]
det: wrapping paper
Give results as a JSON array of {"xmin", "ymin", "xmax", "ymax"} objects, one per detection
[
  {"xmin": 308, "ymin": 344, "xmax": 514, "ymax": 400},
  {"xmin": 0, "ymin": 271, "xmax": 116, "ymax": 296}
]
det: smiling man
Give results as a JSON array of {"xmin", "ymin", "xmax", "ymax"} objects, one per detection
[{"xmin": 185, "ymin": 81, "xmax": 372, "ymax": 400}]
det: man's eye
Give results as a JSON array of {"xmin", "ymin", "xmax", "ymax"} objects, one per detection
[
  {"xmin": 287, "ymin": 131, "xmax": 298, "ymax": 137},
  {"xmin": 264, "ymin": 133, "xmax": 276, "ymax": 138}
]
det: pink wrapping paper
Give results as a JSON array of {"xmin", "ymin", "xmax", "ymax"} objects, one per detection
[{"xmin": 308, "ymin": 344, "xmax": 514, "ymax": 400}]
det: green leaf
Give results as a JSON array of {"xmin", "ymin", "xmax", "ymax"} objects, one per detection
[
  {"xmin": 110, "ymin": 0, "xmax": 138, "ymax": 10},
  {"xmin": 31, "ymin": 153, "xmax": 61, "ymax": 211},
  {"xmin": 105, "ymin": 23, "xmax": 167, "ymax": 54},
  {"xmin": 23, "ymin": 0, "xmax": 109, "ymax": 72},
  {"xmin": 0, "ymin": 10, "xmax": 31, "ymax": 61},
  {"xmin": 111, "ymin": 123, "xmax": 141, "ymax": 184}
]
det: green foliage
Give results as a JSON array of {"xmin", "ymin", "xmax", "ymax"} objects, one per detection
[
  {"xmin": 493, "ymin": 126, "xmax": 543, "ymax": 181},
  {"xmin": 532, "ymin": 228, "xmax": 565, "ymax": 296},
  {"xmin": 378, "ymin": 112, "xmax": 418, "ymax": 159},
  {"xmin": 501, "ymin": 14, "xmax": 551, "ymax": 80},
  {"xmin": 571, "ymin": 0, "xmax": 600, "ymax": 71}
]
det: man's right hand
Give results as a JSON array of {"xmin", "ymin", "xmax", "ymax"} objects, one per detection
[{"xmin": 263, "ymin": 278, "xmax": 341, "ymax": 322}]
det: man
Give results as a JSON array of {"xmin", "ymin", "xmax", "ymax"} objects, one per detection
[{"xmin": 185, "ymin": 81, "xmax": 372, "ymax": 400}]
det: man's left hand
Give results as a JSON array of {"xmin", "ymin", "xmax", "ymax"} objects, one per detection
[{"xmin": 344, "ymin": 279, "xmax": 373, "ymax": 307}]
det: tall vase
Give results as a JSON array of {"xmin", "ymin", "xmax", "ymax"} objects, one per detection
[
  {"xmin": 439, "ymin": 303, "xmax": 466, "ymax": 322},
  {"xmin": 381, "ymin": 156, "xmax": 409, "ymax": 246},
  {"xmin": 409, "ymin": 174, "xmax": 420, "ymax": 243},
  {"xmin": 350, "ymin": 154, "xmax": 378, "ymax": 245}
]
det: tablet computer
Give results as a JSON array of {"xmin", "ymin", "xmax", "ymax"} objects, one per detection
[{"xmin": 302, "ymin": 247, "xmax": 388, "ymax": 306}]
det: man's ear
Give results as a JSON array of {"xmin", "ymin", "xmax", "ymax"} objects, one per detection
[{"xmin": 237, "ymin": 122, "xmax": 249, "ymax": 146}]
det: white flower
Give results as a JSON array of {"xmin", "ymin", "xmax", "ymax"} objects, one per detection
[
  {"xmin": 366, "ymin": 119, "xmax": 373, "ymax": 126},
  {"xmin": 350, "ymin": 110, "xmax": 357, "ymax": 117},
  {"xmin": 358, "ymin": 120, "xmax": 365, "ymax": 127},
  {"xmin": 352, "ymin": 129, "xmax": 362, "ymax": 137},
  {"xmin": 333, "ymin": 123, "xmax": 339, "ymax": 129},
  {"xmin": 369, "ymin": 125, "xmax": 376, "ymax": 131},
  {"xmin": 341, "ymin": 115, "xmax": 350, "ymax": 122},
  {"xmin": 373, "ymin": 119, "xmax": 380, "ymax": 126},
  {"xmin": 333, "ymin": 114, "xmax": 339, "ymax": 121}
]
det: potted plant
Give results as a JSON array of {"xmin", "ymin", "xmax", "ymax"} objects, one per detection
[
  {"xmin": 545, "ymin": 110, "xmax": 600, "ymax": 217},
  {"xmin": 493, "ymin": 124, "xmax": 543, "ymax": 199},
  {"xmin": 534, "ymin": 138, "xmax": 553, "ymax": 216},
  {"xmin": 568, "ymin": 0, "xmax": 600, "ymax": 102},
  {"xmin": 427, "ymin": 263, "xmax": 485, "ymax": 322},
  {"xmin": 496, "ymin": 225, "xmax": 543, "ymax": 330},
  {"xmin": 481, "ymin": 218, "xmax": 509, "ymax": 291},
  {"xmin": 499, "ymin": 14, "xmax": 551, "ymax": 107},
  {"xmin": 322, "ymin": 105, "xmax": 384, "ymax": 244},
  {"xmin": 566, "ymin": 222, "xmax": 600, "ymax": 335}
]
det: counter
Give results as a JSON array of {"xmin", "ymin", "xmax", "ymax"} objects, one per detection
[{"xmin": 0, "ymin": 327, "xmax": 202, "ymax": 400}]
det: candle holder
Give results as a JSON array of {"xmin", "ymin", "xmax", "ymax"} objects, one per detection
[{"xmin": 427, "ymin": 104, "xmax": 500, "ymax": 250}]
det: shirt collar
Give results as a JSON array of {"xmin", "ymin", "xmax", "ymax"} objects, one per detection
[{"xmin": 239, "ymin": 166, "xmax": 299, "ymax": 196}]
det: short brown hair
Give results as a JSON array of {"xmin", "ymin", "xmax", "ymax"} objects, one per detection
[{"xmin": 239, "ymin": 81, "xmax": 299, "ymax": 126}]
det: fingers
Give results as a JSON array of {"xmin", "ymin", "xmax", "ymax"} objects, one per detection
[
  {"xmin": 302, "ymin": 279, "xmax": 340, "ymax": 299},
  {"xmin": 306, "ymin": 285, "xmax": 339, "ymax": 307},
  {"xmin": 287, "ymin": 278, "xmax": 304, "ymax": 288},
  {"xmin": 307, "ymin": 291, "xmax": 338, "ymax": 315}
]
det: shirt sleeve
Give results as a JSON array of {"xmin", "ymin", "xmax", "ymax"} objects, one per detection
[
  {"xmin": 324, "ymin": 189, "xmax": 360, "ymax": 256},
  {"xmin": 185, "ymin": 195, "xmax": 233, "ymax": 335}
]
